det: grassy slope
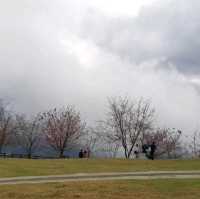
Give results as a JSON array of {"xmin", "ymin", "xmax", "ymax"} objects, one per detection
[
  {"xmin": 0, "ymin": 179, "xmax": 200, "ymax": 199},
  {"xmin": 0, "ymin": 159, "xmax": 200, "ymax": 178}
]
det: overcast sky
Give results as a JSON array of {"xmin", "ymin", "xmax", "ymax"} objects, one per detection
[{"xmin": 1, "ymin": 0, "xmax": 200, "ymax": 133}]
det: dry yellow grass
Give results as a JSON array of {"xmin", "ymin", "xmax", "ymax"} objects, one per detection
[{"xmin": 0, "ymin": 179, "xmax": 200, "ymax": 199}]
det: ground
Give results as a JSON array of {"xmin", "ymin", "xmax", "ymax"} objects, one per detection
[
  {"xmin": 0, "ymin": 158, "xmax": 200, "ymax": 177},
  {"xmin": 0, "ymin": 179, "xmax": 200, "ymax": 199},
  {"xmin": 0, "ymin": 159, "xmax": 200, "ymax": 199}
]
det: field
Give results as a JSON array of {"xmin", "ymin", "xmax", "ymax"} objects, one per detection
[
  {"xmin": 0, "ymin": 158, "xmax": 200, "ymax": 178},
  {"xmin": 1, "ymin": 159, "xmax": 200, "ymax": 199},
  {"xmin": 0, "ymin": 179, "xmax": 200, "ymax": 199}
]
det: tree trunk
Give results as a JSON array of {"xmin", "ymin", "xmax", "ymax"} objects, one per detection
[{"xmin": 124, "ymin": 148, "xmax": 129, "ymax": 159}]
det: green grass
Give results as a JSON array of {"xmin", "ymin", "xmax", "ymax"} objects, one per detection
[
  {"xmin": 0, "ymin": 158, "xmax": 200, "ymax": 178},
  {"xmin": 0, "ymin": 179, "xmax": 200, "ymax": 199}
]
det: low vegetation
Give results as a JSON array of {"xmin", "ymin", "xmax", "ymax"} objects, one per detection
[
  {"xmin": 0, "ymin": 159, "xmax": 200, "ymax": 178},
  {"xmin": 0, "ymin": 179, "xmax": 200, "ymax": 199}
]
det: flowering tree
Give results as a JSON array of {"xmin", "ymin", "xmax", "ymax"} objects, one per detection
[{"xmin": 41, "ymin": 106, "xmax": 85, "ymax": 158}]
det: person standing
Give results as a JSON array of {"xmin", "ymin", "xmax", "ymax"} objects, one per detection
[
  {"xmin": 134, "ymin": 144, "xmax": 139, "ymax": 159},
  {"xmin": 79, "ymin": 149, "xmax": 83, "ymax": 158},
  {"xmin": 150, "ymin": 142, "xmax": 156, "ymax": 160}
]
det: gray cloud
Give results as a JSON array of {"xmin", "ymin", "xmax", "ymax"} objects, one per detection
[
  {"xmin": 80, "ymin": 0, "xmax": 200, "ymax": 75},
  {"xmin": 0, "ymin": 0, "xmax": 200, "ymax": 133}
]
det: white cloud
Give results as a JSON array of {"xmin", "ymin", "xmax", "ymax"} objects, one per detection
[
  {"xmin": 61, "ymin": 33, "xmax": 100, "ymax": 70},
  {"xmin": 86, "ymin": 0, "xmax": 159, "ymax": 17},
  {"xmin": 0, "ymin": 0, "xmax": 200, "ymax": 134}
]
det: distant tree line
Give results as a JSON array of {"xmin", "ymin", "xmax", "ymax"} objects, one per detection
[
  {"xmin": 0, "ymin": 97, "xmax": 199, "ymax": 159},
  {"xmin": 86, "ymin": 97, "xmax": 184, "ymax": 159},
  {"xmin": 0, "ymin": 100, "xmax": 85, "ymax": 158}
]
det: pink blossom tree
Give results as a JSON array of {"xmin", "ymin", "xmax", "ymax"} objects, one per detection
[{"xmin": 41, "ymin": 106, "xmax": 85, "ymax": 158}]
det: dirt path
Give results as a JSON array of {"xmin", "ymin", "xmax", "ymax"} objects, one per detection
[{"xmin": 1, "ymin": 171, "xmax": 200, "ymax": 185}]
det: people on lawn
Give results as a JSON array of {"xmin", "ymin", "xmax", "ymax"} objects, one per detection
[
  {"xmin": 142, "ymin": 142, "xmax": 157, "ymax": 160},
  {"xmin": 79, "ymin": 148, "xmax": 90, "ymax": 158}
]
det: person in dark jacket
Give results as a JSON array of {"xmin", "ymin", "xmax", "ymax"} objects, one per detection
[
  {"xmin": 142, "ymin": 144, "xmax": 148, "ymax": 154},
  {"xmin": 150, "ymin": 142, "xmax": 156, "ymax": 160},
  {"xmin": 79, "ymin": 149, "xmax": 83, "ymax": 158}
]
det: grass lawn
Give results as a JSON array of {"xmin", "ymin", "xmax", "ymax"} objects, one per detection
[
  {"xmin": 0, "ymin": 179, "xmax": 200, "ymax": 199},
  {"xmin": 0, "ymin": 159, "xmax": 200, "ymax": 178}
]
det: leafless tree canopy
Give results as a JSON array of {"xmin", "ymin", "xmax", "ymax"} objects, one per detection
[
  {"xmin": 190, "ymin": 131, "xmax": 200, "ymax": 158},
  {"xmin": 15, "ymin": 114, "xmax": 41, "ymax": 158},
  {"xmin": 0, "ymin": 98, "xmax": 188, "ymax": 159},
  {"xmin": 144, "ymin": 128, "xmax": 182, "ymax": 158},
  {"xmin": 105, "ymin": 96, "xmax": 155, "ymax": 158},
  {"xmin": 84, "ymin": 125, "xmax": 121, "ymax": 158},
  {"xmin": 0, "ymin": 100, "xmax": 14, "ymax": 153},
  {"xmin": 41, "ymin": 106, "xmax": 85, "ymax": 158}
]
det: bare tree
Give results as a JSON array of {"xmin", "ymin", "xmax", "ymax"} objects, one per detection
[
  {"xmin": 105, "ymin": 96, "xmax": 155, "ymax": 159},
  {"xmin": 41, "ymin": 106, "xmax": 85, "ymax": 158},
  {"xmin": 144, "ymin": 128, "xmax": 182, "ymax": 158},
  {"xmin": 190, "ymin": 131, "xmax": 200, "ymax": 158},
  {"xmin": 86, "ymin": 125, "xmax": 121, "ymax": 158},
  {"xmin": 15, "ymin": 114, "xmax": 41, "ymax": 158},
  {"xmin": 81, "ymin": 127, "xmax": 98, "ymax": 157},
  {"xmin": 0, "ymin": 100, "xmax": 14, "ymax": 153}
]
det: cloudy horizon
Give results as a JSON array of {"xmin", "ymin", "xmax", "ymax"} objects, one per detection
[{"xmin": 1, "ymin": 0, "xmax": 200, "ymax": 134}]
